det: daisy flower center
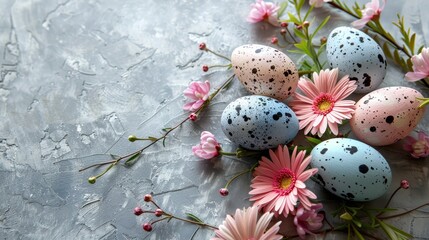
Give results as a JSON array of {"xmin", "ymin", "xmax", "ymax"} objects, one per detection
[
  {"xmin": 274, "ymin": 168, "xmax": 296, "ymax": 195},
  {"xmin": 313, "ymin": 94, "xmax": 334, "ymax": 115}
]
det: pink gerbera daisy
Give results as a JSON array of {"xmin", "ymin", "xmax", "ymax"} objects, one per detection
[
  {"xmin": 212, "ymin": 205, "xmax": 282, "ymax": 240},
  {"xmin": 289, "ymin": 68, "xmax": 357, "ymax": 137},
  {"xmin": 249, "ymin": 145, "xmax": 318, "ymax": 217}
]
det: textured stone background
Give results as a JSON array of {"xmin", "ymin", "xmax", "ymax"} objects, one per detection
[{"xmin": 0, "ymin": 0, "xmax": 428, "ymax": 239}]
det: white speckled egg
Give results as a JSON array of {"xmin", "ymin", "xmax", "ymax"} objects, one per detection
[
  {"xmin": 327, "ymin": 26, "xmax": 387, "ymax": 93},
  {"xmin": 221, "ymin": 95, "xmax": 299, "ymax": 150},
  {"xmin": 350, "ymin": 86, "xmax": 425, "ymax": 146},
  {"xmin": 231, "ymin": 44, "xmax": 299, "ymax": 100},
  {"xmin": 311, "ymin": 138, "xmax": 392, "ymax": 201}
]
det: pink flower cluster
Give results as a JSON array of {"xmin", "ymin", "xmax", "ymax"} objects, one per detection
[
  {"xmin": 403, "ymin": 131, "xmax": 429, "ymax": 158},
  {"xmin": 351, "ymin": 0, "xmax": 386, "ymax": 29},
  {"xmin": 247, "ymin": 0, "xmax": 280, "ymax": 26},
  {"xmin": 192, "ymin": 131, "xmax": 221, "ymax": 159},
  {"xmin": 405, "ymin": 48, "xmax": 429, "ymax": 82},
  {"xmin": 183, "ymin": 80, "xmax": 211, "ymax": 112}
]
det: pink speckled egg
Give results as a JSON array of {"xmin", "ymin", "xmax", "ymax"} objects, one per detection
[
  {"xmin": 350, "ymin": 87, "xmax": 425, "ymax": 146},
  {"xmin": 231, "ymin": 44, "xmax": 298, "ymax": 100}
]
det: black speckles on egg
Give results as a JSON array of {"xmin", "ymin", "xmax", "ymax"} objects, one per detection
[
  {"xmin": 362, "ymin": 73, "xmax": 371, "ymax": 87},
  {"xmin": 359, "ymin": 164, "xmax": 369, "ymax": 174},
  {"xmin": 221, "ymin": 95, "xmax": 299, "ymax": 150},
  {"xmin": 345, "ymin": 146, "xmax": 358, "ymax": 154},
  {"xmin": 326, "ymin": 26, "xmax": 386, "ymax": 93},
  {"xmin": 385, "ymin": 115, "xmax": 394, "ymax": 124},
  {"xmin": 272, "ymin": 112, "xmax": 282, "ymax": 121},
  {"xmin": 310, "ymin": 138, "xmax": 392, "ymax": 201},
  {"xmin": 231, "ymin": 44, "xmax": 299, "ymax": 100}
]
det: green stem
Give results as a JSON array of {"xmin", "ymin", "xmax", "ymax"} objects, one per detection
[
  {"xmin": 376, "ymin": 186, "xmax": 401, "ymax": 217},
  {"xmin": 219, "ymin": 151, "xmax": 237, "ymax": 156},
  {"xmin": 208, "ymin": 64, "xmax": 232, "ymax": 69},
  {"xmin": 164, "ymin": 213, "xmax": 219, "ymax": 230},
  {"xmin": 224, "ymin": 162, "xmax": 258, "ymax": 189},
  {"xmin": 379, "ymin": 203, "xmax": 429, "ymax": 220},
  {"xmin": 205, "ymin": 48, "xmax": 231, "ymax": 62},
  {"xmin": 79, "ymin": 75, "xmax": 236, "ymax": 178}
]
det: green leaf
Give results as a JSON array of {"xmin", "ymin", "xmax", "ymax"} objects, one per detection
[
  {"xmin": 293, "ymin": 28, "xmax": 306, "ymax": 40},
  {"xmin": 124, "ymin": 152, "xmax": 142, "ymax": 166},
  {"xmin": 148, "ymin": 136, "xmax": 158, "ymax": 142},
  {"xmin": 311, "ymin": 16, "xmax": 330, "ymax": 39},
  {"xmin": 277, "ymin": 1, "xmax": 288, "ymax": 19},
  {"xmin": 162, "ymin": 128, "xmax": 172, "ymax": 132},
  {"xmin": 296, "ymin": 0, "xmax": 305, "ymax": 14},
  {"xmin": 288, "ymin": 12, "xmax": 301, "ymax": 25},
  {"xmin": 378, "ymin": 220, "xmax": 413, "ymax": 240},
  {"xmin": 409, "ymin": 33, "xmax": 416, "ymax": 54},
  {"xmin": 382, "ymin": 43, "xmax": 393, "ymax": 59},
  {"xmin": 352, "ymin": 225, "xmax": 365, "ymax": 240},
  {"xmin": 185, "ymin": 213, "xmax": 204, "ymax": 223},
  {"xmin": 305, "ymin": 136, "xmax": 322, "ymax": 145}
]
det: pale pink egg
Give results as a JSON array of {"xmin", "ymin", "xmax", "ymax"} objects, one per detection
[
  {"xmin": 350, "ymin": 87, "xmax": 425, "ymax": 146},
  {"xmin": 231, "ymin": 44, "xmax": 298, "ymax": 100}
]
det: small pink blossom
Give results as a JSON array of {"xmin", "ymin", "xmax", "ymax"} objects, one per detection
[
  {"xmin": 351, "ymin": 0, "xmax": 385, "ymax": 29},
  {"xmin": 405, "ymin": 48, "xmax": 429, "ymax": 82},
  {"xmin": 183, "ymin": 80, "xmax": 210, "ymax": 112},
  {"xmin": 400, "ymin": 180, "xmax": 410, "ymax": 189},
  {"xmin": 247, "ymin": 0, "xmax": 280, "ymax": 26},
  {"xmin": 192, "ymin": 131, "xmax": 221, "ymax": 159},
  {"xmin": 309, "ymin": 0, "xmax": 332, "ymax": 8},
  {"xmin": 403, "ymin": 131, "xmax": 429, "ymax": 158},
  {"xmin": 293, "ymin": 203, "xmax": 324, "ymax": 239}
]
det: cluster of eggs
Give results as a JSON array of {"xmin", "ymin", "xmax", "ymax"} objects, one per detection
[{"xmin": 216, "ymin": 26, "xmax": 425, "ymax": 202}]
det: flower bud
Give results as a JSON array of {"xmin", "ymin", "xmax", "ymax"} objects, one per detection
[
  {"xmin": 202, "ymin": 65, "xmax": 209, "ymax": 72},
  {"xmin": 144, "ymin": 194, "xmax": 153, "ymax": 202},
  {"xmin": 219, "ymin": 188, "xmax": 229, "ymax": 196},
  {"xmin": 128, "ymin": 135, "xmax": 137, "ymax": 142},
  {"xmin": 189, "ymin": 113, "xmax": 198, "ymax": 121},
  {"xmin": 88, "ymin": 176, "xmax": 96, "ymax": 184},
  {"xmin": 400, "ymin": 180, "xmax": 409, "ymax": 189},
  {"xmin": 271, "ymin": 37, "xmax": 278, "ymax": 44},
  {"xmin": 143, "ymin": 223, "xmax": 153, "ymax": 232},
  {"xmin": 134, "ymin": 207, "xmax": 144, "ymax": 216},
  {"xmin": 199, "ymin": 42, "xmax": 206, "ymax": 50},
  {"xmin": 320, "ymin": 36, "xmax": 327, "ymax": 45},
  {"xmin": 154, "ymin": 208, "xmax": 164, "ymax": 217},
  {"xmin": 280, "ymin": 22, "xmax": 288, "ymax": 28},
  {"xmin": 303, "ymin": 21, "xmax": 310, "ymax": 27}
]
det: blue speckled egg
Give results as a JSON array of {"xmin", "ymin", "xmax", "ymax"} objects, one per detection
[
  {"xmin": 311, "ymin": 138, "xmax": 391, "ymax": 201},
  {"xmin": 327, "ymin": 26, "xmax": 387, "ymax": 93},
  {"xmin": 220, "ymin": 95, "xmax": 299, "ymax": 150}
]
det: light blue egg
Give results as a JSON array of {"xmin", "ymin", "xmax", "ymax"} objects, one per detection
[
  {"xmin": 311, "ymin": 138, "xmax": 392, "ymax": 201},
  {"xmin": 327, "ymin": 26, "xmax": 387, "ymax": 93},
  {"xmin": 220, "ymin": 95, "xmax": 298, "ymax": 150}
]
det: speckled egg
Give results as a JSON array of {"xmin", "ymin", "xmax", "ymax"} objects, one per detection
[
  {"xmin": 311, "ymin": 138, "xmax": 392, "ymax": 201},
  {"xmin": 350, "ymin": 86, "xmax": 425, "ymax": 146},
  {"xmin": 327, "ymin": 26, "xmax": 387, "ymax": 93},
  {"xmin": 231, "ymin": 44, "xmax": 299, "ymax": 100},
  {"xmin": 220, "ymin": 95, "xmax": 299, "ymax": 150}
]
